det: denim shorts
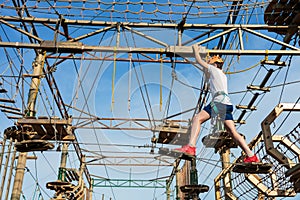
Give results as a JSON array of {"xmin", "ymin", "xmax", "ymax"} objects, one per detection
[{"xmin": 203, "ymin": 102, "xmax": 234, "ymax": 120}]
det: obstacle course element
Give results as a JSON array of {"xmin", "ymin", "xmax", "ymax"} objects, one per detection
[
  {"xmin": 159, "ymin": 147, "xmax": 194, "ymax": 161},
  {"xmin": 4, "ymin": 116, "xmax": 74, "ymax": 143},
  {"xmin": 15, "ymin": 140, "xmax": 55, "ymax": 152},
  {"xmin": 3, "ymin": 116, "xmax": 74, "ymax": 152},
  {"xmin": 0, "ymin": 82, "xmax": 23, "ymax": 119},
  {"xmin": 46, "ymin": 180, "xmax": 75, "ymax": 194},
  {"xmin": 47, "ymin": 163, "xmax": 87, "ymax": 199},
  {"xmin": 202, "ymin": 131, "xmax": 243, "ymax": 153},
  {"xmin": 180, "ymin": 184, "xmax": 209, "ymax": 200},
  {"xmin": 215, "ymin": 103, "xmax": 300, "ymax": 199},
  {"xmin": 159, "ymin": 143, "xmax": 209, "ymax": 199},
  {"xmin": 232, "ymin": 162, "xmax": 272, "ymax": 174},
  {"xmin": 156, "ymin": 121, "xmax": 189, "ymax": 145},
  {"xmin": 178, "ymin": 158, "xmax": 209, "ymax": 200}
]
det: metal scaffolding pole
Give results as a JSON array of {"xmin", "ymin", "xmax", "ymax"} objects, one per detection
[{"xmin": 11, "ymin": 52, "xmax": 45, "ymax": 200}]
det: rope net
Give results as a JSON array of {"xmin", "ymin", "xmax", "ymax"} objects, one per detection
[
  {"xmin": 0, "ymin": 0, "xmax": 269, "ymax": 23},
  {"xmin": 216, "ymin": 122, "xmax": 300, "ymax": 199}
]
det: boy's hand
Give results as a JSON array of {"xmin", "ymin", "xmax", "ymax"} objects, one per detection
[
  {"xmin": 192, "ymin": 44, "xmax": 199, "ymax": 53},
  {"xmin": 193, "ymin": 44, "xmax": 206, "ymax": 59},
  {"xmin": 199, "ymin": 46, "xmax": 206, "ymax": 54}
]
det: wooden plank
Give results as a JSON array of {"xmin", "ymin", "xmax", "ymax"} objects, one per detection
[
  {"xmin": 65, "ymin": 171, "xmax": 73, "ymax": 182},
  {"xmin": 0, "ymin": 104, "xmax": 21, "ymax": 111},
  {"xmin": 180, "ymin": 184, "xmax": 209, "ymax": 193},
  {"xmin": 66, "ymin": 170, "xmax": 77, "ymax": 181},
  {"xmin": 0, "ymin": 88, "xmax": 7, "ymax": 93},
  {"xmin": 232, "ymin": 163, "xmax": 272, "ymax": 174},
  {"xmin": 17, "ymin": 118, "xmax": 69, "ymax": 125},
  {"xmin": 31, "ymin": 124, "xmax": 47, "ymax": 135},
  {"xmin": 236, "ymin": 105, "xmax": 257, "ymax": 110},
  {"xmin": 0, "ymin": 98, "xmax": 15, "ymax": 103},
  {"xmin": 46, "ymin": 181, "xmax": 75, "ymax": 192},
  {"xmin": 1, "ymin": 109, "xmax": 23, "ymax": 116},
  {"xmin": 56, "ymin": 124, "xmax": 68, "ymax": 136},
  {"xmin": 42, "ymin": 123, "xmax": 55, "ymax": 135},
  {"xmin": 7, "ymin": 116, "xmax": 21, "ymax": 120}
]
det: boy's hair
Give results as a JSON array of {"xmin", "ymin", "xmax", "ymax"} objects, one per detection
[
  {"xmin": 209, "ymin": 55, "xmax": 224, "ymax": 69},
  {"xmin": 216, "ymin": 62, "xmax": 223, "ymax": 69}
]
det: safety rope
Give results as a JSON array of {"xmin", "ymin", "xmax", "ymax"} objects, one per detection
[
  {"xmin": 159, "ymin": 50, "xmax": 163, "ymax": 111},
  {"xmin": 111, "ymin": 47, "xmax": 117, "ymax": 111},
  {"xmin": 225, "ymin": 60, "xmax": 261, "ymax": 75},
  {"xmin": 128, "ymin": 50, "xmax": 132, "ymax": 111}
]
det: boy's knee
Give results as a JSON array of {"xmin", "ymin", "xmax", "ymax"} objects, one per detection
[{"xmin": 193, "ymin": 115, "xmax": 204, "ymax": 124}]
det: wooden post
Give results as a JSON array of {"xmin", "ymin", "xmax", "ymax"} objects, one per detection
[
  {"xmin": 59, "ymin": 143, "xmax": 69, "ymax": 181},
  {"xmin": 0, "ymin": 136, "xmax": 7, "ymax": 173},
  {"xmin": 220, "ymin": 148, "xmax": 234, "ymax": 199},
  {"xmin": 0, "ymin": 138, "xmax": 13, "ymax": 199},
  {"xmin": 4, "ymin": 140, "xmax": 17, "ymax": 200},
  {"xmin": 11, "ymin": 51, "xmax": 45, "ymax": 199}
]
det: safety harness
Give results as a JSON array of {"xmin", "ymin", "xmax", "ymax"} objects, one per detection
[
  {"xmin": 210, "ymin": 91, "xmax": 229, "ymax": 132},
  {"xmin": 211, "ymin": 91, "xmax": 229, "ymax": 114}
]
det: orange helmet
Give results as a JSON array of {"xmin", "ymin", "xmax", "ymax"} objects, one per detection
[{"xmin": 209, "ymin": 55, "xmax": 223, "ymax": 64}]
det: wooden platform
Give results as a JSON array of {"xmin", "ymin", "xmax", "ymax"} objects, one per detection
[
  {"xmin": 156, "ymin": 122, "xmax": 189, "ymax": 145},
  {"xmin": 180, "ymin": 184, "xmax": 209, "ymax": 193},
  {"xmin": 158, "ymin": 147, "xmax": 194, "ymax": 161},
  {"xmin": 15, "ymin": 140, "xmax": 55, "ymax": 152},
  {"xmin": 12, "ymin": 116, "xmax": 75, "ymax": 141},
  {"xmin": 202, "ymin": 131, "xmax": 242, "ymax": 152},
  {"xmin": 180, "ymin": 184, "xmax": 209, "ymax": 199},
  {"xmin": 232, "ymin": 162, "xmax": 272, "ymax": 174},
  {"xmin": 46, "ymin": 180, "xmax": 75, "ymax": 192}
]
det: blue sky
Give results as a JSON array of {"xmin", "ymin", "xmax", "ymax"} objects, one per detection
[{"xmin": 0, "ymin": 1, "xmax": 300, "ymax": 200}]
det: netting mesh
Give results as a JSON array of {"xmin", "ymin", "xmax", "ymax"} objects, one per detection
[
  {"xmin": 217, "ymin": 123, "xmax": 300, "ymax": 199},
  {"xmin": 0, "ymin": 0, "xmax": 269, "ymax": 23}
]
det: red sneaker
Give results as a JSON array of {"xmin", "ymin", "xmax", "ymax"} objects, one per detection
[
  {"xmin": 243, "ymin": 155, "xmax": 260, "ymax": 163},
  {"xmin": 173, "ymin": 145, "xmax": 196, "ymax": 156}
]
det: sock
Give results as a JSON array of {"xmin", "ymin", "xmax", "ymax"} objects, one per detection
[
  {"xmin": 247, "ymin": 152, "xmax": 254, "ymax": 157},
  {"xmin": 189, "ymin": 143, "xmax": 196, "ymax": 147}
]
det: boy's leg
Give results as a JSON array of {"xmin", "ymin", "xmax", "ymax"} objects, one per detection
[
  {"xmin": 173, "ymin": 110, "xmax": 210, "ymax": 156},
  {"xmin": 189, "ymin": 110, "xmax": 210, "ymax": 146},
  {"xmin": 224, "ymin": 120, "xmax": 254, "ymax": 157}
]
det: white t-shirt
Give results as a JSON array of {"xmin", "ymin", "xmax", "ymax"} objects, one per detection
[{"xmin": 207, "ymin": 64, "xmax": 232, "ymax": 105}]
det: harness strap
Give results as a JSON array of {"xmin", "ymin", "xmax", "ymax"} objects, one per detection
[
  {"xmin": 213, "ymin": 91, "xmax": 228, "ymax": 100},
  {"xmin": 210, "ymin": 91, "xmax": 229, "ymax": 132},
  {"xmin": 210, "ymin": 91, "xmax": 228, "ymax": 114}
]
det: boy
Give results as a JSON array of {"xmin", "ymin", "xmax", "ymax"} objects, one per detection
[{"xmin": 174, "ymin": 45, "xmax": 259, "ymax": 163}]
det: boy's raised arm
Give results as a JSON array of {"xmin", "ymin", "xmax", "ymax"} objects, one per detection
[{"xmin": 192, "ymin": 44, "xmax": 209, "ymax": 70}]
